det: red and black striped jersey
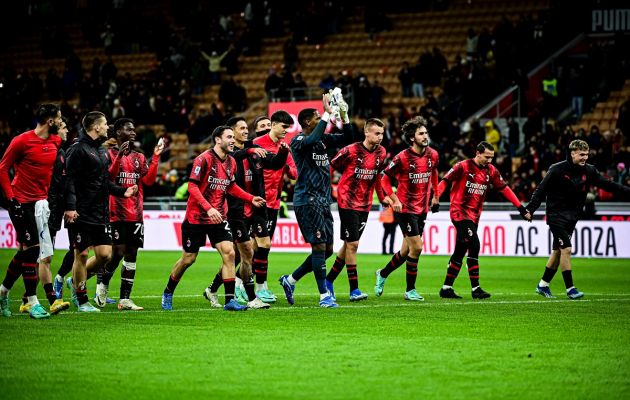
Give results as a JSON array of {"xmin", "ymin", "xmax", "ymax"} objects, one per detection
[
  {"xmin": 332, "ymin": 142, "xmax": 387, "ymax": 212},
  {"xmin": 383, "ymin": 147, "xmax": 439, "ymax": 214},
  {"xmin": 186, "ymin": 150, "xmax": 238, "ymax": 224},
  {"xmin": 443, "ymin": 159, "xmax": 507, "ymax": 224},
  {"xmin": 253, "ymin": 133, "xmax": 297, "ymax": 210},
  {"xmin": 108, "ymin": 147, "xmax": 159, "ymax": 222}
]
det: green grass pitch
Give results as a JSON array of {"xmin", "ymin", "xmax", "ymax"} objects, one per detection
[{"xmin": 1, "ymin": 248, "xmax": 629, "ymax": 399}]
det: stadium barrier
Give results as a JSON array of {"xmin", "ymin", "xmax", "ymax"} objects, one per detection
[{"xmin": 1, "ymin": 210, "xmax": 629, "ymax": 258}]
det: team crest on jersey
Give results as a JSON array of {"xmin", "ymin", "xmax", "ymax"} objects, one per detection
[
  {"xmin": 76, "ymin": 233, "xmax": 81, "ymax": 243},
  {"xmin": 257, "ymin": 225, "xmax": 263, "ymax": 233},
  {"xmin": 194, "ymin": 166, "xmax": 201, "ymax": 176},
  {"xmin": 186, "ymin": 238, "xmax": 191, "ymax": 248},
  {"xmin": 486, "ymin": 175, "xmax": 490, "ymax": 181},
  {"xmin": 114, "ymin": 230, "xmax": 119, "ymax": 240},
  {"xmin": 134, "ymin": 159, "xmax": 140, "ymax": 169},
  {"xmin": 316, "ymin": 230, "xmax": 321, "ymax": 239},
  {"xmin": 376, "ymin": 157, "xmax": 380, "ymax": 167},
  {"xmin": 428, "ymin": 159, "xmax": 432, "ymax": 168},
  {"xmin": 25, "ymin": 231, "xmax": 31, "ymax": 241}
]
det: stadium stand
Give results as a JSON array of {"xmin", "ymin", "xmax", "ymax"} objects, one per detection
[{"xmin": 0, "ymin": 0, "xmax": 628, "ymax": 202}]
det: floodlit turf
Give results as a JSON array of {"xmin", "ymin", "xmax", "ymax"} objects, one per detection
[{"xmin": 1, "ymin": 248, "xmax": 629, "ymax": 399}]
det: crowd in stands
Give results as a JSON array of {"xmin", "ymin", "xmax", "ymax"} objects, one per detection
[{"xmin": 1, "ymin": 0, "xmax": 629, "ymax": 206}]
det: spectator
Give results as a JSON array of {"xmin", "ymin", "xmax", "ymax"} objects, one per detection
[
  {"xmin": 201, "ymin": 47, "xmax": 230, "ymax": 85},
  {"xmin": 398, "ymin": 62, "xmax": 413, "ymax": 98},
  {"xmin": 283, "ymin": 37, "xmax": 299, "ymax": 72}
]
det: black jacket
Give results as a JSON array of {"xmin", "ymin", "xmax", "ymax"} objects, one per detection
[
  {"xmin": 47, "ymin": 147, "xmax": 66, "ymax": 232},
  {"xmin": 527, "ymin": 158, "xmax": 630, "ymax": 224},
  {"xmin": 66, "ymin": 134, "xmax": 126, "ymax": 225}
]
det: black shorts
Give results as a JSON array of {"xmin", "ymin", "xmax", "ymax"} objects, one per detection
[
  {"xmin": 453, "ymin": 220, "xmax": 479, "ymax": 243},
  {"xmin": 229, "ymin": 218, "xmax": 251, "ymax": 244},
  {"xmin": 181, "ymin": 220, "xmax": 232, "ymax": 253},
  {"xmin": 339, "ymin": 208, "xmax": 369, "ymax": 242},
  {"xmin": 71, "ymin": 222, "xmax": 112, "ymax": 252},
  {"xmin": 111, "ymin": 221, "xmax": 145, "ymax": 248},
  {"xmin": 549, "ymin": 220, "xmax": 577, "ymax": 250},
  {"xmin": 9, "ymin": 202, "xmax": 39, "ymax": 247},
  {"xmin": 249, "ymin": 210, "xmax": 270, "ymax": 238},
  {"xmin": 397, "ymin": 212, "xmax": 427, "ymax": 237},
  {"xmin": 295, "ymin": 203, "xmax": 334, "ymax": 244},
  {"xmin": 266, "ymin": 207, "xmax": 279, "ymax": 237}
]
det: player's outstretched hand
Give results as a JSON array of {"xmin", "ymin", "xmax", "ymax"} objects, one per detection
[
  {"xmin": 64, "ymin": 210, "xmax": 79, "ymax": 224},
  {"xmin": 250, "ymin": 147, "xmax": 267, "ymax": 158},
  {"xmin": 206, "ymin": 207, "xmax": 223, "ymax": 224},
  {"xmin": 392, "ymin": 199, "xmax": 403, "ymax": 213},
  {"xmin": 251, "ymin": 196, "xmax": 266, "ymax": 208},
  {"xmin": 124, "ymin": 185, "xmax": 139, "ymax": 197},
  {"xmin": 154, "ymin": 137, "xmax": 165, "ymax": 156},
  {"xmin": 518, "ymin": 205, "xmax": 532, "ymax": 222},
  {"xmin": 323, "ymin": 93, "xmax": 334, "ymax": 115},
  {"xmin": 430, "ymin": 197, "xmax": 440, "ymax": 213}
]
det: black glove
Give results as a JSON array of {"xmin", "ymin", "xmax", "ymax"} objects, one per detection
[
  {"xmin": 9, "ymin": 198, "xmax": 23, "ymax": 219},
  {"xmin": 518, "ymin": 205, "xmax": 530, "ymax": 221},
  {"xmin": 431, "ymin": 202, "xmax": 440, "ymax": 213}
]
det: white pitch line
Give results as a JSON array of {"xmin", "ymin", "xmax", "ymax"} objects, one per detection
[{"xmin": 5, "ymin": 297, "xmax": 630, "ymax": 317}]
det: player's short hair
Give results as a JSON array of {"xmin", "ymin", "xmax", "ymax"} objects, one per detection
[
  {"xmin": 253, "ymin": 115, "xmax": 270, "ymax": 129},
  {"xmin": 569, "ymin": 139, "xmax": 589, "ymax": 152},
  {"xmin": 211, "ymin": 125, "xmax": 232, "ymax": 144},
  {"xmin": 226, "ymin": 116, "xmax": 246, "ymax": 128},
  {"xmin": 271, "ymin": 110, "xmax": 293, "ymax": 125},
  {"xmin": 401, "ymin": 116, "xmax": 428, "ymax": 144},
  {"xmin": 35, "ymin": 103, "xmax": 60, "ymax": 124},
  {"xmin": 113, "ymin": 118, "xmax": 135, "ymax": 134},
  {"xmin": 365, "ymin": 118, "xmax": 385, "ymax": 131},
  {"xmin": 82, "ymin": 111, "xmax": 106, "ymax": 132},
  {"xmin": 476, "ymin": 141, "xmax": 495, "ymax": 153},
  {"xmin": 297, "ymin": 108, "xmax": 317, "ymax": 128}
]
